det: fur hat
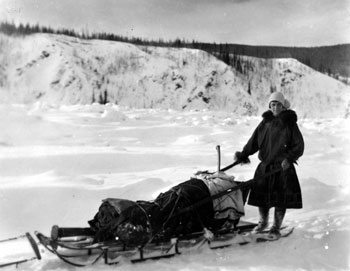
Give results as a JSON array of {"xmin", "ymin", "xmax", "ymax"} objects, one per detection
[{"xmin": 268, "ymin": 92, "xmax": 290, "ymax": 109}]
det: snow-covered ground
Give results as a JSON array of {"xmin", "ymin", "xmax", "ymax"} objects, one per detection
[{"xmin": 0, "ymin": 103, "xmax": 349, "ymax": 271}]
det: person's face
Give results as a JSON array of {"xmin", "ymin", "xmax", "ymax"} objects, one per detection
[{"xmin": 270, "ymin": 101, "xmax": 284, "ymax": 116}]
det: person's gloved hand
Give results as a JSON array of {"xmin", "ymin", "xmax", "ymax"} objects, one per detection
[
  {"xmin": 234, "ymin": 151, "xmax": 242, "ymax": 161},
  {"xmin": 234, "ymin": 151, "xmax": 250, "ymax": 164},
  {"xmin": 281, "ymin": 158, "xmax": 290, "ymax": 170}
]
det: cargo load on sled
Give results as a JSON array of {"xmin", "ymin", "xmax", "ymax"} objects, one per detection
[{"xmin": 87, "ymin": 171, "xmax": 247, "ymax": 246}]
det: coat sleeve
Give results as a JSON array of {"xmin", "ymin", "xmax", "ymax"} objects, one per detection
[
  {"xmin": 240, "ymin": 121, "xmax": 263, "ymax": 158},
  {"xmin": 285, "ymin": 123, "xmax": 304, "ymax": 163}
]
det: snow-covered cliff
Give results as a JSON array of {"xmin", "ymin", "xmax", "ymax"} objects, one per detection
[{"xmin": 1, "ymin": 33, "xmax": 349, "ymax": 117}]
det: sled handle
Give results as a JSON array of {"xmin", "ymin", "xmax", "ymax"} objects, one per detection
[
  {"xmin": 0, "ymin": 233, "xmax": 40, "ymax": 268},
  {"xmin": 220, "ymin": 160, "xmax": 241, "ymax": 172}
]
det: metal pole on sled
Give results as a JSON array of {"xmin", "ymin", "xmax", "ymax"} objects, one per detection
[{"xmin": 216, "ymin": 145, "xmax": 221, "ymax": 172}]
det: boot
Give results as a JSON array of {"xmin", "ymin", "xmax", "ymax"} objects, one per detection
[
  {"xmin": 268, "ymin": 207, "xmax": 286, "ymax": 238},
  {"xmin": 252, "ymin": 207, "xmax": 269, "ymax": 233}
]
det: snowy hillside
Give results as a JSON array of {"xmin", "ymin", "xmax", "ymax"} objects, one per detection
[
  {"xmin": 1, "ymin": 33, "xmax": 350, "ymax": 117},
  {"xmin": 239, "ymin": 56, "xmax": 350, "ymax": 118}
]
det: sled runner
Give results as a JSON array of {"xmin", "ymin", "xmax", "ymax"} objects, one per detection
[
  {"xmin": 34, "ymin": 223, "xmax": 294, "ymax": 267},
  {"xmin": 34, "ymin": 221, "xmax": 256, "ymax": 266}
]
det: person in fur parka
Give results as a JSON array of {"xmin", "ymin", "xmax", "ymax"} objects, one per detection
[{"xmin": 234, "ymin": 91, "xmax": 304, "ymax": 238}]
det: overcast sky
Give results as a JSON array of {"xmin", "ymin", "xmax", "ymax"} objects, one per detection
[{"xmin": 1, "ymin": 0, "xmax": 349, "ymax": 46}]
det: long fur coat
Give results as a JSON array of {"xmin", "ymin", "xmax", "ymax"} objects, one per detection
[{"xmin": 239, "ymin": 109, "xmax": 304, "ymax": 208}]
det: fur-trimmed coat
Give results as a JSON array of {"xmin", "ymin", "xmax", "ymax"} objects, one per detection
[{"xmin": 239, "ymin": 109, "xmax": 304, "ymax": 209}]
